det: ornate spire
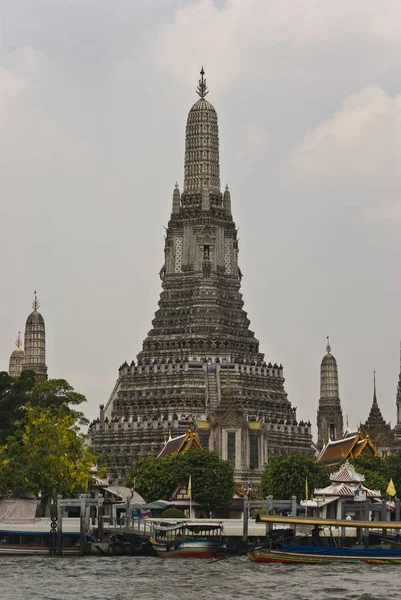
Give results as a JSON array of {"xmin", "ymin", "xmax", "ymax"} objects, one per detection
[
  {"xmin": 326, "ymin": 335, "xmax": 331, "ymax": 354},
  {"xmin": 223, "ymin": 184, "xmax": 231, "ymax": 216},
  {"xmin": 317, "ymin": 336, "xmax": 343, "ymax": 449},
  {"xmin": 373, "ymin": 370, "xmax": 378, "ymax": 404},
  {"xmin": 196, "ymin": 66, "xmax": 208, "ymax": 99},
  {"xmin": 366, "ymin": 371, "xmax": 386, "ymax": 426},
  {"xmin": 183, "ymin": 68, "xmax": 220, "ymax": 194},
  {"xmin": 172, "ymin": 182, "xmax": 180, "ymax": 214},
  {"xmin": 16, "ymin": 331, "xmax": 22, "ymax": 349},
  {"xmin": 22, "ymin": 291, "xmax": 47, "ymax": 378},
  {"xmin": 400, "ymin": 342, "xmax": 401, "ymax": 382},
  {"xmin": 32, "ymin": 290, "xmax": 40, "ymax": 312}
]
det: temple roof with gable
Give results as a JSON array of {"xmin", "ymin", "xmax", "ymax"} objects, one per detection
[
  {"xmin": 330, "ymin": 461, "xmax": 365, "ymax": 484},
  {"xmin": 315, "ymin": 460, "xmax": 380, "ymax": 497},
  {"xmin": 314, "ymin": 481, "xmax": 380, "ymax": 498},
  {"xmin": 158, "ymin": 429, "xmax": 202, "ymax": 458},
  {"xmin": 318, "ymin": 429, "xmax": 379, "ymax": 466}
]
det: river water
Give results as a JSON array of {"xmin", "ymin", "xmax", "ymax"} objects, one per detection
[{"xmin": 1, "ymin": 556, "xmax": 397, "ymax": 600}]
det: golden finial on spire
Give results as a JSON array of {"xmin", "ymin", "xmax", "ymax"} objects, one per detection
[
  {"xmin": 32, "ymin": 290, "xmax": 40, "ymax": 312},
  {"xmin": 326, "ymin": 335, "xmax": 331, "ymax": 354},
  {"xmin": 196, "ymin": 66, "xmax": 209, "ymax": 99},
  {"xmin": 15, "ymin": 331, "xmax": 22, "ymax": 349}
]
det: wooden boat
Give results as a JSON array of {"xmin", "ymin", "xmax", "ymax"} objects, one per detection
[
  {"xmin": 0, "ymin": 527, "xmax": 80, "ymax": 556},
  {"xmin": 248, "ymin": 545, "xmax": 401, "ymax": 564},
  {"xmin": 150, "ymin": 521, "xmax": 226, "ymax": 558},
  {"xmin": 248, "ymin": 514, "xmax": 401, "ymax": 565}
]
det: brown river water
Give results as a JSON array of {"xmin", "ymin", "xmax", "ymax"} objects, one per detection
[{"xmin": 1, "ymin": 556, "xmax": 397, "ymax": 600}]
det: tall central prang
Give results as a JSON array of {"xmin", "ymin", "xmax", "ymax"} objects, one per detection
[{"xmin": 89, "ymin": 70, "xmax": 312, "ymax": 484}]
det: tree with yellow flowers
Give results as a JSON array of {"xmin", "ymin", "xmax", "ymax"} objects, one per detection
[{"xmin": 0, "ymin": 375, "xmax": 96, "ymax": 515}]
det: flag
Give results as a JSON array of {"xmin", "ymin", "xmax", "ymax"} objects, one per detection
[
  {"xmin": 305, "ymin": 477, "xmax": 309, "ymax": 500},
  {"xmin": 188, "ymin": 475, "xmax": 192, "ymax": 500},
  {"xmin": 387, "ymin": 478, "xmax": 396, "ymax": 497},
  {"xmin": 130, "ymin": 478, "xmax": 136, "ymax": 499}
]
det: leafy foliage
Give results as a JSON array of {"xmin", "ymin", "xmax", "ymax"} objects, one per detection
[
  {"xmin": 0, "ymin": 372, "xmax": 88, "ymax": 445},
  {"xmin": 0, "ymin": 372, "xmax": 95, "ymax": 513},
  {"xmin": 260, "ymin": 452, "xmax": 330, "ymax": 501},
  {"xmin": 0, "ymin": 371, "xmax": 36, "ymax": 443},
  {"xmin": 161, "ymin": 507, "xmax": 186, "ymax": 518},
  {"xmin": 126, "ymin": 449, "xmax": 234, "ymax": 513},
  {"xmin": 0, "ymin": 406, "xmax": 96, "ymax": 513},
  {"xmin": 343, "ymin": 454, "xmax": 401, "ymax": 497},
  {"xmin": 29, "ymin": 378, "xmax": 89, "ymax": 426}
]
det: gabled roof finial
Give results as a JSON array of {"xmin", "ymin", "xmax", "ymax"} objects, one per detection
[
  {"xmin": 16, "ymin": 331, "xmax": 22, "ymax": 349},
  {"xmin": 32, "ymin": 290, "xmax": 40, "ymax": 312},
  {"xmin": 196, "ymin": 66, "xmax": 209, "ymax": 99}
]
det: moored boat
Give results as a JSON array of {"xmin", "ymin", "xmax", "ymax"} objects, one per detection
[
  {"xmin": 0, "ymin": 528, "xmax": 80, "ymax": 556},
  {"xmin": 248, "ymin": 545, "xmax": 401, "ymax": 565},
  {"xmin": 248, "ymin": 514, "xmax": 401, "ymax": 565},
  {"xmin": 150, "ymin": 521, "xmax": 226, "ymax": 558}
]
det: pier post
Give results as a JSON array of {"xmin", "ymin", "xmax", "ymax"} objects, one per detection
[
  {"xmin": 243, "ymin": 498, "xmax": 249, "ymax": 542},
  {"xmin": 80, "ymin": 495, "xmax": 86, "ymax": 556},
  {"xmin": 98, "ymin": 495, "xmax": 104, "ymax": 542},
  {"xmin": 395, "ymin": 498, "xmax": 400, "ymax": 522},
  {"xmin": 57, "ymin": 496, "xmax": 63, "ymax": 556},
  {"xmin": 265, "ymin": 496, "xmax": 273, "ymax": 541},
  {"xmin": 291, "ymin": 496, "xmax": 297, "ymax": 517},
  {"xmin": 363, "ymin": 500, "xmax": 369, "ymax": 548}
]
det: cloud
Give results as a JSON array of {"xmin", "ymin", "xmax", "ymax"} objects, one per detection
[
  {"xmin": 149, "ymin": 0, "xmax": 401, "ymax": 92},
  {"xmin": 0, "ymin": 47, "xmax": 90, "ymax": 161},
  {"xmin": 287, "ymin": 86, "xmax": 401, "ymax": 223},
  {"xmin": 289, "ymin": 86, "xmax": 401, "ymax": 180},
  {"xmin": 365, "ymin": 201, "xmax": 401, "ymax": 223}
]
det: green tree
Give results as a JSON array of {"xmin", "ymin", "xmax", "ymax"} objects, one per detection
[
  {"xmin": 0, "ymin": 373, "xmax": 88, "ymax": 445},
  {"xmin": 127, "ymin": 455, "xmax": 177, "ymax": 502},
  {"xmin": 260, "ymin": 452, "xmax": 330, "ymax": 501},
  {"xmin": 0, "ymin": 406, "xmax": 96, "ymax": 514},
  {"xmin": 0, "ymin": 370, "xmax": 36, "ymax": 443},
  {"xmin": 343, "ymin": 456, "xmax": 389, "ymax": 495},
  {"xmin": 172, "ymin": 450, "xmax": 234, "ymax": 514},
  {"xmin": 126, "ymin": 450, "xmax": 234, "ymax": 513},
  {"xmin": 29, "ymin": 378, "xmax": 89, "ymax": 426}
]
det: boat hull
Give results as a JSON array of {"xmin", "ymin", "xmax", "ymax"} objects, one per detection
[
  {"xmin": 0, "ymin": 544, "xmax": 80, "ymax": 556},
  {"xmin": 248, "ymin": 546, "xmax": 401, "ymax": 565},
  {"xmin": 151, "ymin": 538, "xmax": 226, "ymax": 559}
]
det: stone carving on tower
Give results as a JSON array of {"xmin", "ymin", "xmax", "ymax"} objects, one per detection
[
  {"xmin": 88, "ymin": 69, "xmax": 312, "ymax": 484},
  {"xmin": 21, "ymin": 292, "xmax": 48, "ymax": 379},
  {"xmin": 8, "ymin": 332, "xmax": 25, "ymax": 377},
  {"xmin": 316, "ymin": 337, "xmax": 344, "ymax": 450}
]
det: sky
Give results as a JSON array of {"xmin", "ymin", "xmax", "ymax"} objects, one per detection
[{"xmin": 0, "ymin": 0, "xmax": 400, "ymax": 434}]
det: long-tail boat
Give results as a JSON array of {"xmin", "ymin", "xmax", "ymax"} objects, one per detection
[
  {"xmin": 150, "ymin": 521, "xmax": 226, "ymax": 558},
  {"xmin": 247, "ymin": 515, "xmax": 401, "ymax": 565}
]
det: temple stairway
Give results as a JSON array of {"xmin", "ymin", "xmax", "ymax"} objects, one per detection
[{"xmin": 207, "ymin": 369, "xmax": 218, "ymax": 412}]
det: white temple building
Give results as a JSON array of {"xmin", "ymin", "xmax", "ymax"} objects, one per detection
[{"xmin": 302, "ymin": 461, "xmax": 381, "ymax": 520}]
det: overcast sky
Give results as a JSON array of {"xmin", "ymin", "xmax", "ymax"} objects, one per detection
[{"xmin": 1, "ymin": 0, "xmax": 400, "ymax": 435}]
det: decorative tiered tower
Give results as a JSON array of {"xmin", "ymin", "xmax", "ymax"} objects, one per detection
[
  {"xmin": 21, "ymin": 292, "xmax": 48, "ymax": 379},
  {"xmin": 362, "ymin": 371, "xmax": 393, "ymax": 455},
  {"xmin": 8, "ymin": 332, "xmax": 25, "ymax": 377},
  {"xmin": 88, "ymin": 70, "xmax": 312, "ymax": 484},
  {"xmin": 394, "ymin": 344, "xmax": 401, "ymax": 441},
  {"xmin": 316, "ymin": 337, "xmax": 343, "ymax": 450}
]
